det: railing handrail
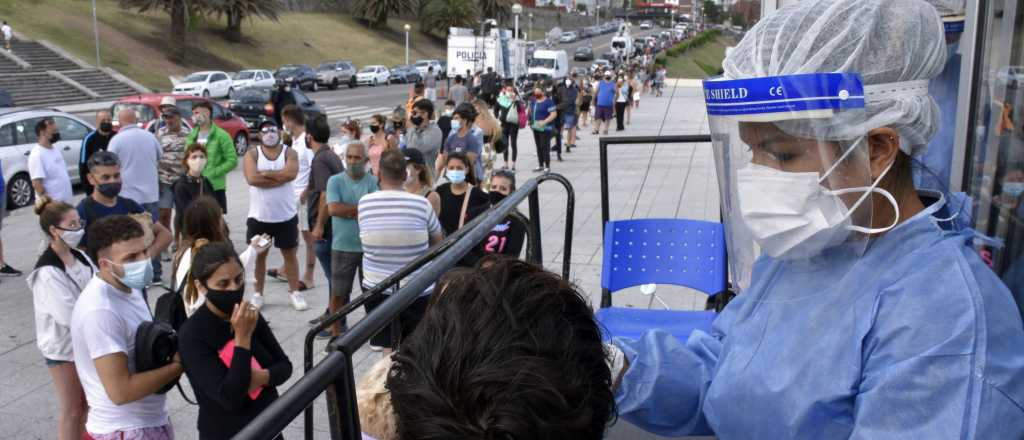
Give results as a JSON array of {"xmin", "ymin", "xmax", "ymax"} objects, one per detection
[{"xmin": 236, "ymin": 173, "xmax": 576, "ymax": 440}]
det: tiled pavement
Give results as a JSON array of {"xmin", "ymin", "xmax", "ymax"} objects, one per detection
[{"xmin": 0, "ymin": 79, "xmax": 715, "ymax": 439}]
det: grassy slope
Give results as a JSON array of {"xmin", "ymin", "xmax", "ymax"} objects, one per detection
[
  {"xmin": 0, "ymin": 0, "xmax": 444, "ymax": 90},
  {"xmin": 665, "ymin": 36, "xmax": 729, "ymax": 79}
]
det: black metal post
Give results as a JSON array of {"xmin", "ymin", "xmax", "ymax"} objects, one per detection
[{"xmin": 527, "ymin": 189, "xmax": 543, "ymax": 264}]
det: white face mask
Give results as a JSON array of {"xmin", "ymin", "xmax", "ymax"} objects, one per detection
[
  {"xmin": 735, "ymin": 147, "xmax": 899, "ymax": 260},
  {"xmin": 59, "ymin": 228, "xmax": 85, "ymax": 247},
  {"xmin": 188, "ymin": 156, "xmax": 207, "ymax": 174}
]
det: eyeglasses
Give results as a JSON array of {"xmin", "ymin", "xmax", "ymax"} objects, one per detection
[{"xmin": 260, "ymin": 127, "xmax": 278, "ymax": 134}]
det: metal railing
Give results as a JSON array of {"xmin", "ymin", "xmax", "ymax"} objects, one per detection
[{"xmin": 236, "ymin": 173, "xmax": 576, "ymax": 440}]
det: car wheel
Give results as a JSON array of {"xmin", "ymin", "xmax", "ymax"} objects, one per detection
[
  {"xmin": 373, "ymin": 79, "xmax": 378, "ymax": 87},
  {"xmin": 7, "ymin": 173, "xmax": 33, "ymax": 209},
  {"xmin": 330, "ymin": 78, "xmax": 339, "ymax": 90},
  {"xmin": 348, "ymin": 78, "xmax": 356, "ymax": 89},
  {"xmin": 312, "ymin": 81, "xmax": 319, "ymax": 92},
  {"xmin": 234, "ymin": 132, "xmax": 249, "ymax": 156},
  {"xmin": 227, "ymin": 87, "xmax": 234, "ymax": 99},
  {"xmin": 202, "ymin": 89, "xmax": 210, "ymax": 98}
]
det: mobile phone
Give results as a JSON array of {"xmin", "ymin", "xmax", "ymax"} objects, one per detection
[{"xmin": 257, "ymin": 235, "xmax": 271, "ymax": 248}]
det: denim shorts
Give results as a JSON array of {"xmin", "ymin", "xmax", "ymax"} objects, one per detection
[
  {"xmin": 562, "ymin": 113, "xmax": 577, "ymax": 129},
  {"xmin": 44, "ymin": 357, "xmax": 71, "ymax": 367},
  {"xmin": 157, "ymin": 183, "xmax": 175, "ymax": 209}
]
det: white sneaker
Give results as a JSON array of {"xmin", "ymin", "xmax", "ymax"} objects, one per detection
[
  {"xmin": 290, "ymin": 291, "xmax": 309, "ymax": 311},
  {"xmin": 250, "ymin": 293, "xmax": 264, "ymax": 309}
]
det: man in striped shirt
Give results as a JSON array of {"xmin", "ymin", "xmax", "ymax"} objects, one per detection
[{"xmin": 358, "ymin": 149, "xmax": 443, "ymax": 352}]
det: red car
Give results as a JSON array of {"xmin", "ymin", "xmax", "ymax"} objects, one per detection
[{"xmin": 111, "ymin": 93, "xmax": 252, "ymax": 155}]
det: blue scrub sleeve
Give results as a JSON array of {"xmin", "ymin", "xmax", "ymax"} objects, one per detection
[{"xmin": 612, "ymin": 329, "xmax": 721, "ymax": 436}]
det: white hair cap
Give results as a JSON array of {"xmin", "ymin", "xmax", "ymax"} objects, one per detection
[{"xmin": 722, "ymin": 0, "xmax": 947, "ymax": 155}]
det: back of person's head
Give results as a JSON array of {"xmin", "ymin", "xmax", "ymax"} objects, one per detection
[
  {"xmin": 281, "ymin": 104, "xmax": 305, "ymax": 126},
  {"xmin": 413, "ymin": 83, "xmax": 425, "ymax": 95},
  {"xmin": 181, "ymin": 196, "xmax": 227, "ymax": 245},
  {"xmin": 412, "ymin": 99, "xmax": 434, "ymax": 120},
  {"xmin": 388, "ymin": 258, "xmax": 615, "ymax": 439},
  {"xmin": 454, "ymin": 75, "xmax": 463, "ymax": 84},
  {"xmin": 86, "ymin": 215, "xmax": 144, "ymax": 263},
  {"xmin": 379, "ymin": 148, "xmax": 407, "ymax": 183},
  {"xmin": 305, "ymin": 114, "xmax": 330, "ymax": 144}
]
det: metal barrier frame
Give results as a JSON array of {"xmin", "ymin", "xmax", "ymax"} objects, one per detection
[
  {"xmin": 236, "ymin": 173, "xmax": 576, "ymax": 440},
  {"xmin": 598, "ymin": 134, "xmax": 713, "ymax": 308}
]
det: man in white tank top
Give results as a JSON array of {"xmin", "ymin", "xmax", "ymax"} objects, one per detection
[{"xmin": 242, "ymin": 122, "xmax": 307, "ymax": 311}]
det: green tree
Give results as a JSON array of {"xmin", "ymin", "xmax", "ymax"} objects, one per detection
[
  {"xmin": 355, "ymin": 0, "xmax": 417, "ymax": 29},
  {"xmin": 421, "ymin": 0, "xmax": 478, "ymax": 37},
  {"xmin": 702, "ymin": 0, "xmax": 722, "ymax": 23},
  {"xmin": 477, "ymin": 0, "xmax": 511, "ymax": 22},
  {"xmin": 206, "ymin": 0, "xmax": 281, "ymax": 42},
  {"xmin": 120, "ymin": 0, "xmax": 196, "ymax": 62}
]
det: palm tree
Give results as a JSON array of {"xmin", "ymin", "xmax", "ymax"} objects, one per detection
[
  {"xmin": 421, "ymin": 0, "xmax": 478, "ymax": 37},
  {"xmin": 120, "ymin": 0, "xmax": 196, "ymax": 62},
  {"xmin": 354, "ymin": 0, "xmax": 417, "ymax": 29},
  {"xmin": 206, "ymin": 0, "xmax": 281, "ymax": 42},
  {"xmin": 477, "ymin": 0, "xmax": 511, "ymax": 22}
]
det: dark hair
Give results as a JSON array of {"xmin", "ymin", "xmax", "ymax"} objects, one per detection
[
  {"xmin": 86, "ymin": 215, "xmax": 144, "ymax": 262},
  {"xmin": 413, "ymin": 83, "xmax": 425, "ymax": 94},
  {"xmin": 388, "ymin": 258, "xmax": 615, "ymax": 440},
  {"xmin": 35, "ymin": 117, "xmax": 53, "ymax": 137},
  {"xmin": 305, "ymin": 114, "xmax": 330, "ymax": 144},
  {"xmin": 341, "ymin": 119, "xmax": 362, "ymax": 139},
  {"xmin": 190, "ymin": 241, "xmax": 240, "ymax": 287},
  {"xmin": 181, "ymin": 143, "xmax": 207, "ymax": 170},
  {"xmin": 281, "ymin": 104, "xmax": 305, "ymax": 125},
  {"xmin": 87, "ymin": 150, "xmax": 120, "ymax": 173},
  {"xmin": 444, "ymin": 100, "xmax": 455, "ymax": 107},
  {"xmin": 192, "ymin": 100, "xmax": 213, "ymax": 115},
  {"xmin": 445, "ymin": 151, "xmax": 477, "ymax": 185},
  {"xmin": 370, "ymin": 114, "xmax": 387, "ymax": 127},
  {"xmin": 492, "ymin": 169, "xmax": 516, "ymax": 192},
  {"xmin": 181, "ymin": 196, "xmax": 227, "ymax": 245},
  {"xmin": 453, "ymin": 102, "xmax": 477, "ymax": 124},
  {"xmin": 412, "ymin": 98, "xmax": 434, "ymax": 119},
  {"xmin": 379, "ymin": 148, "xmax": 407, "ymax": 182},
  {"xmin": 454, "ymin": 75, "xmax": 463, "ymax": 84},
  {"xmin": 34, "ymin": 196, "xmax": 74, "ymax": 235}
]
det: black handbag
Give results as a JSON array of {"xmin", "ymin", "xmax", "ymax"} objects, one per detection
[{"xmin": 134, "ymin": 320, "xmax": 178, "ymax": 394}]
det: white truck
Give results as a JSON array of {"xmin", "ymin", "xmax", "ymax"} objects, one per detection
[
  {"xmin": 446, "ymin": 27, "xmax": 525, "ymax": 80},
  {"xmin": 527, "ymin": 49, "xmax": 569, "ymax": 81}
]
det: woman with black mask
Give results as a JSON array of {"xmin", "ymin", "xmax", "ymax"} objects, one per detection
[{"xmin": 178, "ymin": 242, "xmax": 292, "ymax": 439}]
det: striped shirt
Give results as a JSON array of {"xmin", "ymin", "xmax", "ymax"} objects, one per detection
[{"xmin": 358, "ymin": 190, "xmax": 442, "ymax": 296}]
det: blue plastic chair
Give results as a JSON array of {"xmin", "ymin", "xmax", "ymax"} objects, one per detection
[{"xmin": 596, "ymin": 218, "xmax": 727, "ymax": 342}]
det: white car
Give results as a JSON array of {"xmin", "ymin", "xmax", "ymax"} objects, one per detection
[
  {"xmin": 1, "ymin": 108, "xmax": 94, "ymax": 209},
  {"xmin": 173, "ymin": 71, "xmax": 233, "ymax": 98},
  {"xmin": 356, "ymin": 65, "xmax": 390, "ymax": 86},
  {"xmin": 640, "ymin": 21, "xmax": 653, "ymax": 30},
  {"xmin": 230, "ymin": 70, "xmax": 275, "ymax": 97},
  {"xmin": 414, "ymin": 59, "xmax": 443, "ymax": 79}
]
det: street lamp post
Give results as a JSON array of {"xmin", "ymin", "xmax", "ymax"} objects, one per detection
[
  {"xmin": 404, "ymin": 24, "xmax": 411, "ymax": 65},
  {"xmin": 91, "ymin": 0, "xmax": 101, "ymax": 67},
  {"xmin": 528, "ymin": 13, "xmax": 533, "ymax": 41},
  {"xmin": 596, "ymin": 5, "xmax": 601, "ymax": 28},
  {"xmin": 512, "ymin": 4, "xmax": 523, "ymax": 79}
]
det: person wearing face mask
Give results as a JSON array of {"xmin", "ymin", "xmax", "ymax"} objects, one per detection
[
  {"xmin": 437, "ymin": 100, "xmax": 457, "ymax": 148},
  {"xmin": 155, "ymin": 106, "xmax": 191, "ymax": 250},
  {"xmin": 406, "ymin": 99, "xmax": 443, "ymax": 181},
  {"xmin": 324, "ymin": 141, "xmax": 379, "ymax": 338},
  {"xmin": 592, "ymin": 74, "xmax": 616, "ymax": 136},
  {"xmin": 333, "ymin": 119, "xmax": 362, "ymax": 158},
  {"xmin": 267, "ymin": 105, "xmax": 317, "ymax": 294},
  {"xmin": 439, "ymin": 103, "xmax": 485, "ymax": 180},
  {"xmin": 171, "ymin": 144, "xmax": 215, "ymax": 241},
  {"xmin": 403, "ymin": 148, "xmax": 440, "ymax": 213},
  {"xmin": 80, "ymin": 109, "xmax": 115, "ymax": 196},
  {"xmin": 178, "ymin": 241, "xmax": 292, "ymax": 439},
  {"xmin": 462, "ymin": 169, "xmax": 527, "ymax": 266},
  {"xmin": 527, "ymin": 87, "xmax": 557, "ymax": 173},
  {"xmin": 496, "ymin": 83, "xmax": 523, "ymax": 170},
  {"xmin": 29, "ymin": 117, "xmax": 74, "ymax": 204},
  {"xmin": 366, "ymin": 114, "xmax": 399, "ymax": 177},
  {"xmin": 28, "ymin": 197, "xmax": 94, "ymax": 440},
  {"xmin": 613, "ymin": 77, "xmax": 629, "ymax": 131},
  {"xmin": 76, "ymin": 151, "xmax": 172, "ymax": 273},
  {"xmin": 186, "ymin": 100, "xmax": 238, "ymax": 213},
  {"xmin": 70, "ymin": 215, "xmax": 183, "ymax": 440},
  {"xmin": 613, "ymin": 1, "xmax": 1024, "ymax": 438},
  {"xmin": 434, "ymin": 152, "xmax": 489, "ymax": 236}
]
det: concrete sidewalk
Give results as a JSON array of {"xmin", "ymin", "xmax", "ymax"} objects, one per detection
[{"xmin": 0, "ymin": 81, "xmax": 715, "ymax": 439}]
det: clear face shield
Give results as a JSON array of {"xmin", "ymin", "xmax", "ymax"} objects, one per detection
[{"xmin": 705, "ymin": 73, "xmax": 896, "ymax": 290}]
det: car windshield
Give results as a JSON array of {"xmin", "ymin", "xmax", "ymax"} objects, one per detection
[
  {"xmin": 612, "ymin": 41, "xmax": 626, "ymax": 49},
  {"xmin": 317, "ymin": 63, "xmax": 336, "ymax": 71},
  {"xmin": 359, "ymin": 67, "xmax": 379, "ymax": 73},
  {"xmin": 235, "ymin": 88, "xmax": 270, "ymax": 102},
  {"xmin": 111, "ymin": 103, "xmax": 156, "ymax": 124},
  {"xmin": 576, "ymin": 47, "xmax": 590, "ymax": 53},
  {"xmin": 236, "ymin": 71, "xmax": 256, "ymax": 79},
  {"xmin": 415, "ymin": 61, "xmax": 430, "ymax": 67},
  {"xmin": 529, "ymin": 58, "xmax": 555, "ymax": 68},
  {"xmin": 183, "ymin": 73, "xmax": 209, "ymax": 83}
]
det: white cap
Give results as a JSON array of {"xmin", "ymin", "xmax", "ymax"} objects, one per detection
[{"xmin": 159, "ymin": 96, "xmax": 177, "ymax": 108}]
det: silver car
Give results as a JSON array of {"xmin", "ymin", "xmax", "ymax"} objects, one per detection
[
  {"xmin": 1, "ymin": 108, "xmax": 93, "ymax": 209},
  {"xmin": 316, "ymin": 60, "xmax": 357, "ymax": 90}
]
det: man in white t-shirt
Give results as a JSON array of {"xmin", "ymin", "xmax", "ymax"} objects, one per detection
[
  {"xmin": 71, "ymin": 215, "xmax": 182, "ymax": 439},
  {"xmin": 28, "ymin": 117, "xmax": 73, "ymax": 203},
  {"xmin": 268, "ymin": 105, "xmax": 317, "ymax": 292},
  {"xmin": 1, "ymin": 21, "xmax": 12, "ymax": 51}
]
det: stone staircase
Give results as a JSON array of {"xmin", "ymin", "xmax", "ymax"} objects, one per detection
[{"xmin": 0, "ymin": 37, "xmax": 147, "ymax": 107}]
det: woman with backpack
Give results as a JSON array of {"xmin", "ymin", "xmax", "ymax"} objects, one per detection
[
  {"xmin": 27, "ymin": 196, "xmax": 94, "ymax": 440},
  {"xmin": 496, "ymin": 83, "xmax": 523, "ymax": 170}
]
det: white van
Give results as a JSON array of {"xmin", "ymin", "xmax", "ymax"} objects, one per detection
[{"xmin": 527, "ymin": 50, "xmax": 569, "ymax": 80}]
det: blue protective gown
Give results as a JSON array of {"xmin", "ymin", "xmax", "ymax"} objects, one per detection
[{"xmin": 613, "ymin": 197, "xmax": 1024, "ymax": 439}]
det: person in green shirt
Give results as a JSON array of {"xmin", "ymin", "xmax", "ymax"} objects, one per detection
[
  {"xmin": 325, "ymin": 141, "xmax": 378, "ymax": 337},
  {"xmin": 186, "ymin": 101, "xmax": 238, "ymax": 212}
]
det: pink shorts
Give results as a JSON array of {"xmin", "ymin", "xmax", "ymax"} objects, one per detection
[{"xmin": 89, "ymin": 424, "xmax": 174, "ymax": 440}]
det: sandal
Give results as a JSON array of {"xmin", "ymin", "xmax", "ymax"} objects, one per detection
[
  {"xmin": 297, "ymin": 281, "xmax": 310, "ymax": 291},
  {"xmin": 266, "ymin": 269, "xmax": 285, "ymax": 281}
]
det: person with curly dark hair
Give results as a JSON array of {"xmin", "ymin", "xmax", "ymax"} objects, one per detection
[{"xmin": 386, "ymin": 257, "xmax": 616, "ymax": 440}]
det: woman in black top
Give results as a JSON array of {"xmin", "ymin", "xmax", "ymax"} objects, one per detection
[
  {"xmin": 178, "ymin": 242, "xmax": 292, "ymax": 439},
  {"xmin": 171, "ymin": 143, "xmax": 215, "ymax": 242},
  {"xmin": 432, "ymin": 151, "xmax": 489, "ymax": 236}
]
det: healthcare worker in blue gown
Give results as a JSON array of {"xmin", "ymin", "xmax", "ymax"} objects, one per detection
[{"xmin": 610, "ymin": 1, "xmax": 1024, "ymax": 438}]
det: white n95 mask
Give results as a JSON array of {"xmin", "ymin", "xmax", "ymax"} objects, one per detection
[{"xmin": 736, "ymin": 155, "xmax": 899, "ymax": 260}]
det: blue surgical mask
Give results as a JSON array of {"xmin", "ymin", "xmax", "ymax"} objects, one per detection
[
  {"xmin": 106, "ymin": 258, "xmax": 153, "ymax": 290},
  {"xmin": 1004, "ymin": 181, "xmax": 1024, "ymax": 198},
  {"xmin": 446, "ymin": 169, "xmax": 467, "ymax": 184},
  {"xmin": 451, "ymin": 119, "xmax": 461, "ymax": 130}
]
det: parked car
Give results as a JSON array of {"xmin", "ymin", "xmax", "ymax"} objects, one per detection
[
  {"xmin": 316, "ymin": 60, "xmax": 357, "ymax": 90},
  {"xmin": 275, "ymin": 64, "xmax": 319, "ymax": 92},
  {"xmin": 0, "ymin": 108, "xmax": 93, "ymax": 209},
  {"xmin": 230, "ymin": 69, "xmax": 276, "ymax": 97},
  {"xmin": 390, "ymin": 65, "xmax": 422, "ymax": 84},
  {"xmin": 356, "ymin": 65, "xmax": 390, "ymax": 86},
  {"xmin": 571, "ymin": 67, "xmax": 590, "ymax": 78},
  {"xmin": 559, "ymin": 31, "xmax": 578, "ymax": 43},
  {"xmin": 996, "ymin": 66, "xmax": 1024, "ymax": 88},
  {"xmin": 413, "ymin": 59, "xmax": 443, "ymax": 79},
  {"xmin": 173, "ymin": 71, "xmax": 233, "ymax": 98},
  {"xmin": 591, "ymin": 59, "xmax": 611, "ymax": 74},
  {"xmin": 574, "ymin": 45, "xmax": 595, "ymax": 61},
  {"xmin": 228, "ymin": 87, "xmax": 325, "ymax": 130},
  {"xmin": 640, "ymin": 21, "xmax": 653, "ymax": 30},
  {"xmin": 111, "ymin": 94, "xmax": 252, "ymax": 156}
]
